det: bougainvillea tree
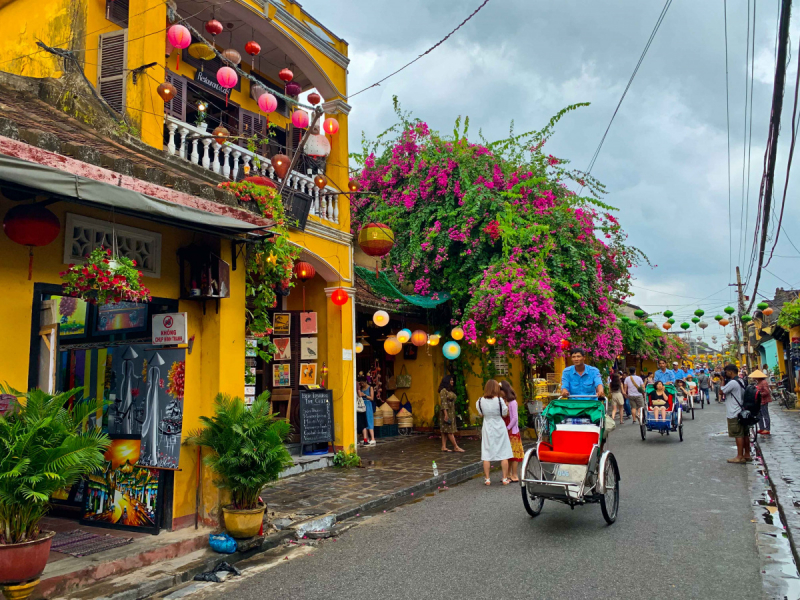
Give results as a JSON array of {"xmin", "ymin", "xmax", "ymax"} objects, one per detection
[{"xmin": 352, "ymin": 100, "xmax": 645, "ymax": 370}]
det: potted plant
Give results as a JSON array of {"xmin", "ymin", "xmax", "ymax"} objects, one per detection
[
  {"xmin": 185, "ymin": 392, "xmax": 292, "ymax": 539},
  {"xmin": 60, "ymin": 247, "xmax": 151, "ymax": 305},
  {"xmin": 0, "ymin": 385, "xmax": 108, "ymax": 598},
  {"xmin": 195, "ymin": 111, "xmax": 208, "ymax": 132}
]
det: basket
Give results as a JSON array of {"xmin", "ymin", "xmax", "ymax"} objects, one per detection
[
  {"xmin": 397, "ymin": 407, "xmax": 413, "ymax": 428},
  {"xmin": 373, "ymin": 411, "xmax": 384, "ymax": 427},
  {"xmin": 386, "ymin": 393, "xmax": 401, "ymax": 412},
  {"xmin": 378, "ymin": 402, "xmax": 396, "ymax": 425}
]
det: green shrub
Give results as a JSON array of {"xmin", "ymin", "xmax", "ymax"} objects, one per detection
[{"xmin": 331, "ymin": 445, "xmax": 361, "ymax": 468}]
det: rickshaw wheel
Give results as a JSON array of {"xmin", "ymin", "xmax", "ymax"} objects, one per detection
[
  {"xmin": 679, "ymin": 424, "xmax": 684, "ymax": 441},
  {"xmin": 640, "ymin": 423, "xmax": 646, "ymax": 440},
  {"xmin": 522, "ymin": 456, "xmax": 545, "ymax": 517},
  {"xmin": 691, "ymin": 406, "xmax": 695, "ymax": 420},
  {"xmin": 600, "ymin": 457, "xmax": 619, "ymax": 525}
]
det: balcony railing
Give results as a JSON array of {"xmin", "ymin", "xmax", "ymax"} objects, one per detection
[{"xmin": 164, "ymin": 115, "xmax": 340, "ymax": 226}]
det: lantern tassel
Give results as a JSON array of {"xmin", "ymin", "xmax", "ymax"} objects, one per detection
[
  {"xmin": 176, "ymin": 54, "xmax": 180, "ymax": 70},
  {"xmin": 27, "ymin": 247, "xmax": 33, "ymax": 280},
  {"xmin": 225, "ymin": 91, "xmax": 228, "ymax": 107}
]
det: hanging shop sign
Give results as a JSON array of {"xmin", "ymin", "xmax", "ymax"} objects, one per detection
[
  {"xmin": 194, "ymin": 67, "xmax": 241, "ymax": 95},
  {"xmin": 152, "ymin": 312, "xmax": 188, "ymax": 345}
]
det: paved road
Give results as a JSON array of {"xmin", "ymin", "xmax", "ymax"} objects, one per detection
[{"xmin": 183, "ymin": 400, "xmax": 763, "ymax": 600}]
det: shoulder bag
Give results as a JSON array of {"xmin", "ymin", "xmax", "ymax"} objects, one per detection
[
  {"xmin": 356, "ymin": 393, "xmax": 366, "ymax": 413},
  {"xmin": 396, "ymin": 365, "xmax": 412, "ymax": 389}
]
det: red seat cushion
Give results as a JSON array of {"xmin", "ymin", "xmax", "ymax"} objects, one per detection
[
  {"xmin": 539, "ymin": 448, "xmax": 591, "ymax": 465},
  {"xmin": 537, "ymin": 430, "xmax": 599, "ymax": 465},
  {"xmin": 648, "ymin": 393, "xmax": 674, "ymax": 411}
]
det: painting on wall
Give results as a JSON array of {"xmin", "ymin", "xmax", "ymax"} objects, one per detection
[
  {"xmin": 299, "ymin": 363, "xmax": 317, "ymax": 386},
  {"xmin": 81, "ymin": 437, "xmax": 163, "ymax": 534},
  {"xmin": 300, "ymin": 312, "xmax": 317, "ymax": 335},
  {"xmin": 273, "ymin": 364, "xmax": 291, "ymax": 387},
  {"xmin": 300, "ymin": 337, "xmax": 318, "ymax": 360},
  {"xmin": 52, "ymin": 295, "xmax": 87, "ymax": 337},
  {"xmin": 94, "ymin": 302, "xmax": 148, "ymax": 335},
  {"xmin": 273, "ymin": 338, "xmax": 291, "ymax": 361},
  {"xmin": 273, "ymin": 313, "xmax": 291, "ymax": 336},
  {"xmin": 106, "ymin": 345, "xmax": 186, "ymax": 469}
]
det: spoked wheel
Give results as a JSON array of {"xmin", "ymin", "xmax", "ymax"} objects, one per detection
[
  {"xmin": 701, "ymin": 396, "xmax": 705, "ymax": 409},
  {"xmin": 679, "ymin": 423, "xmax": 684, "ymax": 441},
  {"xmin": 521, "ymin": 455, "xmax": 545, "ymax": 517},
  {"xmin": 691, "ymin": 405, "xmax": 695, "ymax": 420},
  {"xmin": 600, "ymin": 457, "xmax": 619, "ymax": 525},
  {"xmin": 640, "ymin": 423, "xmax": 646, "ymax": 440}
]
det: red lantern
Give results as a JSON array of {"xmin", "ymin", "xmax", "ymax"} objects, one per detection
[
  {"xmin": 205, "ymin": 19, "xmax": 223, "ymax": 37},
  {"xmin": 216, "ymin": 66, "xmax": 238, "ymax": 105},
  {"xmin": 156, "ymin": 82, "xmax": 176, "ymax": 102},
  {"xmin": 314, "ymin": 174, "xmax": 328, "ymax": 189},
  {"xmin": 294, "ymin": 261, "xmax": 315, "ymax": 282},
  {"xmin": 323, "ymin": 117, "xmax": 339, "ymax": 135},
  {"xmin": 308, "ymin": 92, "xmax": 321, "ymax": 106},
  {"xmin": 285, "ymin": 82, "xmax": 302, "ymax": 97},
  {"xmin": 560, "ymin": 339, "xmax": 570, "ymax": 352},
  {"xmin": 291, "ymin": 110, "xmax": 310, "ymax": 129},
  {"xmin": 167, "ymin": 25, "xmax": 191, "ymax": 69},
  {"xmin": 348, "ymin": 179, "xmax": 360, "ymax": 192},
  {"xmin": 245, "ymin": 40, "xmax": 261, "ymax": 57},
  {"xmin": 271, "ymin": 154, "xmax": 290, "ymax": 179},
  {"xmin": 358, "ymin": 223, "xmax": 394, "ymax": 258},
  {"xmin": 3, "ymin": 204, "xmax": 60, "ymax": 280},
  {"xmin": 279, "ymin": 68, "xmax": 294, "ymax": 82},
  {"xmin": 331, "ymin": 288, "xmax": 349, "ymax": 306}
]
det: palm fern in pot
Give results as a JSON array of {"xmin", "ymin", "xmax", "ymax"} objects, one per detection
[
  {"xmin": 185, "ymin": 392, "xmax": 292, "ymax": 538},
  {"xmin": 0, "ymin": 384, "xmax": 109, "ymax": 591}
]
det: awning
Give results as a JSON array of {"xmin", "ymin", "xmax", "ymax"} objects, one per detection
[
  {"xmin": 354, "ymin": 265, "xmax": 451, "ymax": 309},
  {"xmin": 0, "ymin": 152, "xmax": 272, "ymax": 238}
]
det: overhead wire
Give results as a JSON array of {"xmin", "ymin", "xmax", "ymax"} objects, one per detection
[
  {"xmin": 724, "ymin": 0, "xmax": 733, "ymax": 294},
  {"xmin": 738, "ymin": 0, "xmax": 754, "ymax": 276}
]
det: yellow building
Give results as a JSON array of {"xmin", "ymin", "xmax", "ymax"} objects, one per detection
[{"xmin": 0, "ymin": 0, "xmax": 355, "ymax": 531}]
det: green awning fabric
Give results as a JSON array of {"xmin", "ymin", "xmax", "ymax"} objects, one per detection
[
  {"xmin": 355, "ymin": 265, "xmax": 451, "ymax": 309},
  {"xmin": 542, "ymin": 398, "xmax": 607, "ymax": 434}
]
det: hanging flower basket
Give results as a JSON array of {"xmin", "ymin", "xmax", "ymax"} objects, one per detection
[
  {"xmin": 218, "ymin": 181, "xmax": 284, "ymax": 225},
  {"xmin": 60, "ymin": 247, "xmax": 151, "ymax": 305}
]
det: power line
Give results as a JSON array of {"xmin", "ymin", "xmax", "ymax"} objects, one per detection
[
  {"xmin": 348, "ymin": 0, "xmax": 493, "ymax": 99},
  {"xmin": 742, "ymin": 0, "xmax": 759, "ymax": 288},
  {"xmin": 724, "ymin": 0, "xmax": 733, "ymax": 291},
  {"xmin": 583, "ymin": 0, "xmax": 673, "ymax": 177},
  {"xmin": 738, "ymin": 0, "xmax": 754, "ymax": 276}
]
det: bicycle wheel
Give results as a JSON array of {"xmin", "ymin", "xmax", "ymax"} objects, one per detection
[
  {"xmin": 600, "ymin": 456, "xmax": 619, "ymax": 525},
  {"xmin": 521, "ymin": 455, "xmax": 545, "ymax": 517}
]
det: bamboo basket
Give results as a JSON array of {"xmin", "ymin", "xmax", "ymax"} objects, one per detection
[
  {"xmin": 396, "ymin": 407, "xmax": 413, "ymax": 428},
  {"xmin": 386, "ymin": 393, "xmax": 401, "ymax": 412},
  {"xmin": 373, "ymin": 411, "xmax": 384, "ymax": 427},
  {"xmin": 378, "ymin": 402, "xmax": 396, "ymax": 425}
]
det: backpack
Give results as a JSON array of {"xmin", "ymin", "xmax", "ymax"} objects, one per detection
[{"xmin": 734, "ymin": 379, "xmax": 760, "ymax": 426}]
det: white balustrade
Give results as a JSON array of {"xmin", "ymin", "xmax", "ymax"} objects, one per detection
[{"xmin": 164, "ymin": 116, "xmax": 340, "ymax": 225}]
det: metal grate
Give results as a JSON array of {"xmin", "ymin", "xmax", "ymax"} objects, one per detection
[{"xmin": 493, "ymin": 355, "xmax": 509, "ymax": 376}]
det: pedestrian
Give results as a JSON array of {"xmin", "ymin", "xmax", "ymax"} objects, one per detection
[
  {"xmin": 438, "ymin": 375, "xmax": 464, "ymax": 453},
  {"xmin": 643, "ymin": 370, "xmax": 654, "ymax": 386},
  {"xmin": 500, "ymin": 380, "xmax": 523, "ymax": 482},
  {"xmin": 560, "ymin": 349, "xmax": 605, "ymax": 398},
  {"xmin": 609, "ymin": 372, "xmax": 625, "ymax": 424},
  {"xmin": 749, "ymin": 369, "xmax": 772, "ymax": 436},
  {"xmin": 477, "ymin": 379, "xmax": 513, "ymax": 486},
  {"xmin": 357, "ymin": 379, "xmax": 376, "ymax": 446},
  {"xmin": 624, "ymin": 367, "xmax": 646, "ymax": 424},
  {"xmin": 696, "ymin": 369, "xmax": 711, "ymax": 405},
  {"xmin": 712, "ymin": 369, "xmax": 723, "ymax": 402},
  {"xmin": 721, "ymin": 364, "xmax": 752, "ymax": 464}
]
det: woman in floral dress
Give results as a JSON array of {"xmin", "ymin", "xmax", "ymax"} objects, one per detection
[
  {"xmin": 500, "ymin": 380, "xmax": 524, "ymax": 482},
  {"xmin": 438, "ymin": 375, "xmax": 464, "ymax": 452}
]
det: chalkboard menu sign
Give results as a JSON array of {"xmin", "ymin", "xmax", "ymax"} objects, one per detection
[{"xmin": 298, "ymin": 389, "xmax": 334, "ymax": 453}]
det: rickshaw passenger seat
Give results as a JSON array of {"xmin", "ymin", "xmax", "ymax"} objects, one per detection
[{"xmin": 538, "ymin": 428, "xmax": 600, "ymax": 465}]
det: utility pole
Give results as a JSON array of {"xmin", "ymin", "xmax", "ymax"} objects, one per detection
[{"xmin": 730, "ymin": 266, "xmax": 751, "ymax": 370}]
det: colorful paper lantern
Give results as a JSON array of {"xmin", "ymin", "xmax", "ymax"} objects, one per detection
[
  {"xmin": 167, "ymin": 25, "xmax": 191, "ymax": 68},
  {"xmin": 245, "ymin": 40, "xmax": 261, "ymax": 57},
  {"xmin": 355, "ymin": 342, "xmax": 364, "ymax": 354},
  {"xmin": 271, "ymin": 154, "xmax": 290, "ymax": 179},
  {"xmin": 294, "ymin": 261, "xmax": 315, "ymax": 281},
  {"xmin": 212, "ymin": 126, "xmax": 229, "ymax": 144},
  {"xmin": 221, "ymin": 48, "xmax": 241, "ymax": 65},
  {"xmin": 308, "ymin": 92, "xmax": 322, "ymax": 106},
  {"xmin": 451, "ymin": 327, "xmax": 464, "ymax": 341},
  {"xmin": 396, "ymin": 328, "xmax": 412, "ymax": 344},
  {"xmin": 634, "ymin": 309, "xmax": 646, "ymax": 318},
  {"xmin": 384, "ymin": 336, "xmax": 402, "ymax": 356},
  {"xmin": 323, "ymin": 118, "xmax": 339, "ymax": 135},
  {"xmin": 279, "ymin": 68, "xmax": 294, "ymax": 82},
  {"xmin": 620, "ymin": 316, "xmax": 629, "ymax": 323},
  {"xmin": 188, "ymin": 43, "xmax": 215, "ymax": 61},
  {"xmin": 663, "ymin": 310, "xmax": 673, "ymax": 318},
  {"xmin": 3, "ymin": 204, "xmax": 60, "ymax": 279},
  {"xmin": 411, "ymin": 330, "xmax": 428, "ymax": 347},
  {"xmin": 699, "ymin": 322, "xmax": 708, "ymax": 330},
  {"xmin": 285, "ymin": 82, "xmax": 302, "ymax": 97},
  {"xmin": 757, "ymin": 302, "xmax": 769, "ymax": 311},
  {"xmin": 443, "ymin": 341, "xmax": 461, "ymax": 360},
  {"xmin": 373, "ymin": 310, "xmax": 389, "ymax": 327},
  {"xmin": 764, "ymin": 307, "xmax": 774, "ymax": 316},
  {"xmin": 680, "ymin": 323, "xmax": 690, "ymax": 330},
  {"xmin": 740, "ymin": 314, "xmax": 752, "ymax": 323},
  {"xmin": 257, "ymin": 92, "xmax": 277, "ymax": 114},
  {"xmin": 292, "ymin": 110, "xmax": 310, "ymax": 129},
  {"xmin": 724, "ymin": 306, "xmax": 735, "ymax": 315},
  {"xmin": 205, "ymin": 19, "xmax": 223, "ymax": 37},
  {"xmin": 216, "ymin": 66, "xmax": 238, "ymax": 105},
  {"xmin": 156, "ymin": 82, "xmax": 177, "ymax": 102},
  {"xmin": 304, "ymin": 134, "xmax": 331, "ymax": 158},
  {"xmin": 314, "ymin": 174, "xmax": 328, "ymax": 189},
  {"xmin": 348, "ymin": 179, "xmax": 360, "ymax": 192},
  {"xmin": 663, "ymin": 323, "xmax": 671, "ymax": 330},
  {"xmin": 719, "ymin": 319, "xmax": 730, "ymax": 327},
  {"xmin": 358, "ymin": 223, "xmax": 394, "ymax": 258},
  {"xmin": 667, "ymin": 318, "xmax": 675, "ymax": 325},
  {"xmin": 645, "ymin": 318, "xmax": 653, "ymax": 323},
  {"xmin": 714, "ymin": 314, "xmax": 723, "ymax": 321},
  {"xmin": 694, "ymin": 309, "xmax": 705, "ymax": 317},
  {"xmin": 429, "ymin": 333, "xmax": 441, "ymax": 346},
  {"xmin": 486, "ymin": 337, "xmax": 496, "ymax": 345},
  {"xmin": 331, "ymin": 288, "xmax": 349, "ymax": 306},
  {"xmin": 691, "ymin": 317, "xmax": 700, "ymax": 324}
]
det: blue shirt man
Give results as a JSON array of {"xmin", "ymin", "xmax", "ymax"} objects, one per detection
[
  {"xmin": 560, "ymin": 349, "xmax": 604, "ymax": 397},
  {"xmin": 654, "ymin": 360, "xmax": 676, "ymax": 384}
]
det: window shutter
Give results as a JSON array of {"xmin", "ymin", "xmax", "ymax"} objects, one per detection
[
  {"xmin": 97, "ymin": 30, "xmax": 127, "ymax": 114},
  {"xmin": 164, "ymin": 70, "xmax": 186, "ymax": 121},
  {"xmin": 105, "ymin": 0, "xmax": 129, "ymax": 27}
]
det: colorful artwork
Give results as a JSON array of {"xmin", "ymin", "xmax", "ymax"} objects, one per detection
[
  {"xmin": 81, "ymin": 437, "xmax": 162, "ymax": 534},
  {"xmin": 300, "ymin": 363, "xmax": 317, "ymax": 386},
  {"xmin": 301, "ymin": 337, "xmax": 318, "ymax": 360},
  {"xmin": 94, "ymin": 302, "xmax": 148, "ymax": 334},
  {"xmin": 53, "ymin": 295, "xmax": 87, "ymax": 336},
  {"xmin": 274, "ymin": 338, "xmax": 291, "ymax": 361},
  {"xmin": 273, "ymin": 363, "xmax": 291, "ymax": 387},
  {"xmin": 273, "ymin": 313, "xmax": 291, "ymax": 335},
  {"xmin": 300, "ymin": 312, "xmax": 317, "ymax": 335},
  {"xmin": 106, "ymin": 345, "xmax": 186, "ymax": 469}
]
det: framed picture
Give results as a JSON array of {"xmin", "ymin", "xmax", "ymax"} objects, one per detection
[
  {"xmin": 52, "ymin": 296, "xmax": 88, "ymax": 337},
  {"xmin": 273, "ymin": 313, "xmax": 291, "ymax": 336},
  {"xmin": 274, "ymin": 338, "xmax": 291, "ymax": 361},
  {"xmin": 299, "ymin": 363, "xmax": 317, "ymax": 386},
  {"xmin": 300, "ymin": 312, "xmax": 317, "ymax": 335},
  {"xmin": 81, "ymin": 436, "xmax": 163, "ymax": 535},
  {"xmin": 403, "ymin": 344, "xmax": 418, "ymax": 360},
  {"xmin": 273, "ymin": 364, "xmax": 291, "ymax": 387},
  {"xmin": 93, "ymin": 302, "xmax": 148, "ymax": 335},
  {"xmin": 300, "ymin": 337, "xmax": 318, "ymax": 360}
]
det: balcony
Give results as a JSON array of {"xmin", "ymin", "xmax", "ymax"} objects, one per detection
[{"xmin": 164, "ymin": 115, "xmax": 340, "ymax": 228}]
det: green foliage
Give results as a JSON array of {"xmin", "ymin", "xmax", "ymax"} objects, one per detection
[
  {"xmin": 331, "ymin": 445, "xmax": 361, "ymax": 468},
  {"xmin": 778, "ymin": 297, "xmax": 800, "ymax": 329},
  {"xmin": 0, "ymin": 384, "xmax": 110, "ymax": 544},
  {"xmin": 185, "ymin": 392, "xmax": 293, "ymax": 510}
]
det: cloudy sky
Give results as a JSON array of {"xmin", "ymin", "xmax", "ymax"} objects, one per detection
[{"xmin": 303, "ymin": 0, "xmax": 800, "ymax": 341}]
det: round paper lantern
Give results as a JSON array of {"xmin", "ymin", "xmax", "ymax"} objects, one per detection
[
  {"xmin": 699, "ymin": 321, "xmax": 708, "ymax": 330},
  {"xmin": 757, "ymin": 302, "xmax": 769, "ymax": 311},
  {"xmin": 634, "ymin": 309, "xmax": 645, "ymax": 318},
  {"xmin": 741, "ymin": 314, "xmax": 752, "ymax": 324},
  {"xmin": 662, "ymin": 323, "xmax": 671, "ymax": 330},
  {"xmin": 373, "ymin": 310, "xmax": 390, "ymax": 327},
  {"xmin": 348, "ymin": 179, "xmax": 360, "ymax": 192},
  {"xmin": 4, "ymin": 204, "xmax": 60, "ymax": 247},
  {"xmin": 411, "ymin": 330, "xmax": 428, "ymax": 347},
  {"xmin": 304, "ymin": 134, "xmax": 331, "ymax": 158},
  {"xmin": 217, "ymin": 66, "xmax": 238, "ymax": 89},
  {"xmin": 764, "ymin": 307, "xmax": 774, "ymax": 316},
  {"xmin": 221, "ymin": 48, "xmax": 241, "ymax": 65},
  {"xmin": 667, "ymin": 318, "xmax": 675, "ymax": 325},
  {"xmin": 663, "ymin": 310, "xmax": 674, "ymax": 318},
  {"xmin": 205, "ymin": 19, "xmax": 223, "ymax": 37},
  {"xmin": 691, "ymin": 317, "xmax": 700, "ymax": 324},
  {"xmin": 331, "ymin": 288, "xmax": 349, "ymax": 306},
  {"xmin": 308, "ymin": 92, "xmax": 321, "ymax": 106},
  {"xmin": 188, "ymin": 43, "xmax": 215, "ymax": 61},
  {"xmin": 647, "ymin": 322, "xmax": 656, "ymax": 329},
  {"xmin": 271, "ymin": 154, "xmax": 290, "ymax": 179},
  {"xmin": 720, "ymin": 318, "xmax": 730, "ymax": 327},
  {"xmin": 486, "ymin": 337, "xmax": 496, "ymax": 345},
  {"xmin": 451, "ymin": 326, "xmax": 464, "ymax": 341},
  {"xmin": 257, "ymin": 92, "xmax": 277, "ymax": 113},
  {"xmin": 212, "ymin": 125, "xmax": 229, "ymax": 144},
  {"xmin": 645, "ymin": 317, "xmax": 653, "ymax": 323},
  {"xmin": 355, "ymin": 342, "xmax": 364, "ymax": 354},
  {"xmin": 443, "ymin": 341, "xmax": 461, "ymax": 360},
  {"xmin": 714, "ymin": 314, "xmax": 723, "ymax": 321},
  {"xmin": 244, "ymin": 41, "xmax": 261, "ymax": 57},
  {"xmin": 358, "ymin": 223, "xmax": 394, "ymax": 258},
  {"xmin": 279, "ymin": 68, "xmax": 294, "ymax": 82},
  {"xmin": 285, "ymin": 82, "xmax": 302, "ymax": 97},
  {"xmin": 560, "ymin": 339, "xmax": 571, "ymax": 351},
  {"xmin": 620, "ymin": 316, "xmax": 629, "ymax": 323},
  {"xmin": 291, "ymin": 110, "xmax": 310, "ymax": 129},
  {"xmin": 156, "ymin": 82, "xmax": 176, "ymax": 102},
  {"xmin": 314, "ymin": 174, "xmax": 328, "ymax": 189},
  {"xmin": 396, "ymin": 328, "xmax": 412, "ymax": 344},
  {"xmin": 167, "ymin": 24, "xmax": 191, "ymax": 68},
  {"xmin": 384, "ymin": 336, "xmax": 402, "ymax": 356},
  {"xmin": 323, "ymin": 118, "xmax": 339, "ymax": 135},
  {"xmin": 694, "ymin": 309, "xmax": 705, "ymax": 317},
  {"xmin": 724, "ymin": 306, "xmax": 735, "ymax": 315},
  {"xmin": 294, "ymin": 261, "xmax": 315, "ymax": 281},
  {"xmin": 429, "ymin": 333, "xmax": 441, "ymax": 346},
  {"xmin": 680, "ymin": 323, "xmax": 690, "ymax": 331}
]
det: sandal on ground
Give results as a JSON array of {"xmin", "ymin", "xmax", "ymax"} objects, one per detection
[
  {"xmin": 454, "ymin": 447, "xmax": 465, "ymax": 452},
  {"xmin": 727, "ymin": 457, "xmax": 746, "ymax": 464},
  {"xmin": 745, "ymin": 456, "xmax": 753, "ymax": 462},
  {"xmin": 484, "ymin": 478, "xmax": 491, "ymax": 486},
  {"xmin": 509, "ymin": 477, "xmax": 519, "ymax": 482},
  {"xmin": 502, "ymin": 478, "xmax": 511, "ymax": 485}
]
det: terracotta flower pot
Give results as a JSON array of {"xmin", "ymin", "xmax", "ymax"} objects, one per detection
[
  {"xmin": 222, "ymin": 504, "xmax": 266, "ymax": 539},
  {"xmin": 0, "ymin": 530, "xmax": 55, "ymax": 586}
]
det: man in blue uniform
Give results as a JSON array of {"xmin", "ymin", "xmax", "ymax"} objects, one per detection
[
  {"xmin": 654, "ymin": 359, "xmax": 676, "ymax": 385},
  {"xmin": 673, "ymin": 361, "xmax": 687, "ymax": 381},
  {"xmin": 561, "ymin": 348, "xmax": 605, "ymax": 397}
]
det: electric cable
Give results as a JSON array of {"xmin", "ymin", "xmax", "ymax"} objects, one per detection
[{"xmin": 724, "ymin": 0, "xmax": 733, "ymax": 291}]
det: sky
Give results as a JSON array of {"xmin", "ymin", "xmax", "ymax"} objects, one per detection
[{"xmin": 300, "ymin": 0, "xmax": 800, "ymax": 344}]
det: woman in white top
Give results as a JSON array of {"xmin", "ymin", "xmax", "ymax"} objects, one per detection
[{"xmin": 477, "ymin": 379, "xmax": 513, "ymax": 486}]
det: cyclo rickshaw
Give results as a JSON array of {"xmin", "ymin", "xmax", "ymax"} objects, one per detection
[
  {"xmin": 638, "ymin": 383, "xmax": 684, "ymax": 441},
  {"xmin": 520, "ymin": 395, "xmax": 620, "ymax": 525}
]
